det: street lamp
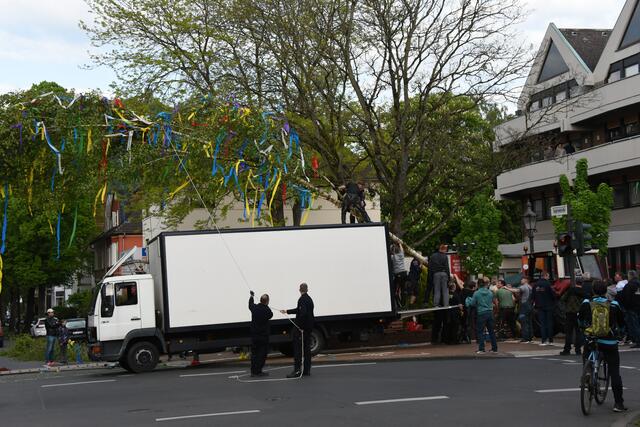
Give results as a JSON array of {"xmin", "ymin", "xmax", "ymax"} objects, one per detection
[{"xmin": 523, "ymin": 201, "xmax": 537, "ymax": 280}]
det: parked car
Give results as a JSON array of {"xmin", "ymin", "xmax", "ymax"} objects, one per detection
[
  {"xmin": 65, "ymin": 318, "xmax": 86, "ymax": 342},
  {"xmin": 30, "ymin": 318, "xmax": 46, "ymax": 337}
]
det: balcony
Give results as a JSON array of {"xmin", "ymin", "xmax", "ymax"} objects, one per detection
[{"xmin": 495, "ymin": 135, "xmax": 640, "ymax": 198}]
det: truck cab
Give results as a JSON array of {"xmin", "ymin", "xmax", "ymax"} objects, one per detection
[{"xmin": 88, "ymin": 248, "xmax": 164, "ymax": 372}]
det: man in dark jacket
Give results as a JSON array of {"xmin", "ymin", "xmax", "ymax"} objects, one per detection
[
  {"xmin": 579, "ymin": 280, "xmax": 627, "ymax": 412},
  {"xmin": 620, "ymin": 270, "xmax": 640, "ymax": 347},
  {"xmin": 281, "ymin": 283, "xmax": 315, "ymax": 377},
  {"xmin": 560, "ymin": 282, "xmax": 584, "ymax": 355},
  {"xmin": 429, "ymin": 244, "xmax": 450, "ymax": 307},
  {"xmin": 44, "ymin": 308, "xmax": 59, "ymax": 366},
  {"xmin": 533, "ymin": 273, "xmax": 556, "ymax": 345},
  {"xmin": 248, "ymin": 291, "xmax": 273, "ymax": 377}
]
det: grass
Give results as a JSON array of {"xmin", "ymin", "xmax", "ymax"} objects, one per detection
[{"xmin": 0, "ymin": 334, "xmax": 89, "ymax": 362}]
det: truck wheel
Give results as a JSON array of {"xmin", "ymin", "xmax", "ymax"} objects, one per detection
[
  {"xmin": 119, "ymin": 357, "xmax": 133, "ymax": 373},
  {"xmin": 309, "ymin": 329, "xmax": 325, "ymax": 356},
  {"xmin": 126, "ymin": 341, "xmax": 159, "ymax": 373}
]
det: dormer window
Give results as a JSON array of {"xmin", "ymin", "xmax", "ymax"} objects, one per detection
[
  {"xmin": 537, "ymin": 41, "xmax": 570, "ymax": 83},
  {"xmin": 620, "ymin": 0, "xmax": 640, "ymax": 49}
]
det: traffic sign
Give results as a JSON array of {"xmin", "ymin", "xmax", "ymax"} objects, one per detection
[{"xmin": 550, "ymin": 204, "xmax": 568, "ymax": 217}]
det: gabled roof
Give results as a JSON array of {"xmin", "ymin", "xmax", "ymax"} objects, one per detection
[{"xmin": 558, "ymin": 28, "xmax": 611, "ymax": 71}]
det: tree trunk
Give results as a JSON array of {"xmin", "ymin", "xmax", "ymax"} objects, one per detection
[
  {"xmin": 10, "ymin": 287, "xmax": 19, "ymax": 333},
  {"xmin": 292, "ymin": 200, "xmax": 302, "ymax": 227},
  {"xmin": 24, "ymin": 287, "xmax": 36, "ymax": 333},
  {"xmin": 37, "ymin": 283, "xmax": 46, "ymax": 317}
]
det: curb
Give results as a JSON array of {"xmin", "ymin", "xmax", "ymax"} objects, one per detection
[{"xmin": 0, "ymin": 362, "xmax": 112, "ymax": 376}]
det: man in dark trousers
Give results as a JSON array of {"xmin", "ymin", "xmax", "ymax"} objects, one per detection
[
  {"xmin": 248, "ymin": 291, "xmax": 273, "ymax": 377},
  {"xmin": 339, "ymin": 181, "xmax": 371, "ymax": 224},
  {"xmin": 429, "ymin": 244, "xmax": 451, "ymax": 307},
  {"xmin": 281, "ymin": 283, "xmax": 315, "ymax": 377}
]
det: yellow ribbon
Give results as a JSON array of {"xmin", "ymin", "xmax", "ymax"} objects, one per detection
[
  {"xmin": 300, "ymin": 194, "xmax": 316, "ymax": 226},
  {"xmin": 93, "ymin": 182, "xmax": 107, "ymax": 217},
  {"xmin": 48, "ymin": 219, "xmax": 54, "ymax": 235},
  {"xmin": 168, "ymin": 180, "xmax": 189, "ymax": 200},
  {"xmin": 268, "ymin": 172, "xmax": 282, "ymax": 226},
  {"xmin": 87, "ymin": 129, "xmax": 93, "ymax": 153}
]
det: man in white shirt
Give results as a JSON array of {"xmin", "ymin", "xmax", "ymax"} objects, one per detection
[{"xmin": 615, "ymin": 272, "xmax": 628, "ymax": 292}]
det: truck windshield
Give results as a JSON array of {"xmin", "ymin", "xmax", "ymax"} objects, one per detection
[{"xmin": 579, "ymin": 255, "xmax": 602, "ymax": 280}]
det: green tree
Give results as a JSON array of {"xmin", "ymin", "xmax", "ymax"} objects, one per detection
[
  {"xmin": 82, "ymin": 0, "xmax": 530, "ymax": 240},
  {"xmin": 454, "ymin": 191, "xmax": 503, "ymax": 276},
  {"xmin": 552, "ymin": 158, "xmax": 613, "ymax": 254}
]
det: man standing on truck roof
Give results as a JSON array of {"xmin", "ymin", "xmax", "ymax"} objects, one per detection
[
  {"xmin": 281, "ymin": 283, "xmax": 315, "ymax": 378},
  {"xmin": 248, "ymin": 291, "xmax": 273, "ymax": 377},
  {"xmin": 429, "ymin": 244, "xmax": 451, "ymax": 308}
]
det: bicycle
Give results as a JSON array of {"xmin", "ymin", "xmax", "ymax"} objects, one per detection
[{"xmin": 580, "ymin": 336, "xmax": 610, "ymax": 415}]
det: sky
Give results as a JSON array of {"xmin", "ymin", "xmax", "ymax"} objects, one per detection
[{"xmin": 0, "ymin": 0, "xmax": 630, "ymax": 96}]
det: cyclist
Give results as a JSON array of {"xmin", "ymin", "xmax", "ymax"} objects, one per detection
[{"xmin": 578, "ymin": 280, "xmax": 627, "ymax": 412}]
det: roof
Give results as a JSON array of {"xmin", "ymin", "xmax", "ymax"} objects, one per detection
[
  {"xmin": 91, "ymin": 219, "xmax": 143, "ymax": 244},
  {"xmin": 559, "ymin": 28, "xmax": 612, "ymax": 71}
]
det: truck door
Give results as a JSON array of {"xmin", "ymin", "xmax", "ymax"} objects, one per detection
[{"xmin": 98, "ymin": 281, "xmax": 142, "ymax": 342}]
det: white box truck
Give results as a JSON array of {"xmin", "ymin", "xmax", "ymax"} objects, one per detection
[{"xmin": 87, "ymin": 223, "xmax": 396, "ymax": 372}]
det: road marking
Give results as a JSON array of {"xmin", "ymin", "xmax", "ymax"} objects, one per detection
[
  {"xmin": 621, "ymin": 366, "xmax": 637, "ymax": 370},
  {"xmin": 41, "ymin": 379, "xmax": 116, "ymax": 388},
  {"xmin": 314, "ymin": 362, "xmax": 377, "ymax": 368},
  {"xmin": 536, "ymin": 387, "xmax": 629, "ymax": 393},
  {"xmin": 156, "ymin": 410, "xmax": 261, "ymax": 422},
  {"xmin": 535, "ymin": 388, "xmax": 580, "ymax": 393},
  {"xmin": 180, "ymin": 370, "xmax": 246, "ymax": 378},
  {"xmin": 355, "ymin": 396, "xmax": 449, "ymax": 406}
]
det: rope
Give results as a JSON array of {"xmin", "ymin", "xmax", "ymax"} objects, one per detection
[{"xmin": 168, "ymin": 140, "xmax": 305, "ymax": 380}]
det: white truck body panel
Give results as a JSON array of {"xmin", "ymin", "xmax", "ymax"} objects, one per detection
[{"xmin": 148, "ymin": 224, "xmax": 393, "ymax": 331}]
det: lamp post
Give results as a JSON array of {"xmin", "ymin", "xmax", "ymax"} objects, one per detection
[{"xmin": 523, "ymin": 201, "xmax": 537, "ymax": 281}]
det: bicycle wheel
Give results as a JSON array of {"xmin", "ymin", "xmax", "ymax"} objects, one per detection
[
  {"xmin": 581, "ymin": 361, "xmax": 594, "ymax": 415},
  {"xmin": 595, "ymin": 359, "xmax": 609, "ymax": 405}
]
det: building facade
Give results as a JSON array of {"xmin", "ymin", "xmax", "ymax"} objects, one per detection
[{"xmin": 495, "ymin": 0, "xmax": 640, "ymax": 276}]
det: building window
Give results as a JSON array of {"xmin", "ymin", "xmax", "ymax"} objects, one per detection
[
  {"xmin": 542, "ymin": 96, "xmax": 553, "ymax": 107},
  {"xmin": 529, "ymin": 101, "xmax": 541, "ymax": 112},
  {"xmin": 555, "ymin": 91, "xmax": 567, "ymax": 102},
  {"xmin": 545, "ymin": 195, "xmax": 558, "ymax": 219},
  {"xmin": 608, "ymin": 119, "xmax": 624, "ymax": 141},
  {"xmin": 608, "ymin": 70, "xmax": 622, "ymax": 83},
  {"xmin": 626, "ymin": 121, "xmax": 640, "ymax": 136},
  {"xmin": 626, "ymin": 63, "xmax": 640, "ymax": 77},
  {"xmin": 533, "ymin": 199, "xmax": 544, "ymax": 221},
  {"xmin": 613, "ymin": 184, "xmax": 627, "ymax": 209},
  {"xmin": 620, "ymin": 0, "xmax": 640, "ymax": 49},
  {"xmin": 630, "ymin": 181, "xmax": 640, "ymax": 206},
  {"xmin": 537, "ymin": 41, "xmax": 570, "ymax": 83}
]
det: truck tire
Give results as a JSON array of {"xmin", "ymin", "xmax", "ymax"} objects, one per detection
[
  {"xmin": 309, "ymin": 329, "xmax": 325, "ymax": 356},
  {"xmin": 126, "ymin": 341, "xmax": 159, "ymax": 373}
]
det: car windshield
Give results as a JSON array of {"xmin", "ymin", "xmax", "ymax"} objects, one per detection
[{"xmin": 65, "ymin": 320, "xmax": 85, "ymax": 329}]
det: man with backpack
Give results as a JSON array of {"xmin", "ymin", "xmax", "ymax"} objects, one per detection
[
  {"xmin": 560, "ymin": 281, "xmax": 584, "ymax": 355},
  {"xmin": 579, "ymin": 280, "xmax": 627, "ymax": 412}
]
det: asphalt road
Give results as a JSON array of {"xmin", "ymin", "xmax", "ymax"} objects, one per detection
[{"xmin": 2, "ymin": 351, "xmax": 640, "ymax": 427}]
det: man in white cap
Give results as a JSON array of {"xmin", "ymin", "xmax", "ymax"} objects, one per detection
[{"xmin": 44, "ymin": 308, "xmax": 59, "ymax": 366}]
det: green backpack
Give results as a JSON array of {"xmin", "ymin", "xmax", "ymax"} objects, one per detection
[{"xmin": 586, "ymin": 300, "xmax": 611, "ymax": 338}]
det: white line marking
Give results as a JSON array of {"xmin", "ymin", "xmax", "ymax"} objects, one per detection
[
  {"xmin": 355, "ymin": 396, "xmax": 449, "ymax": 406},
  {"xmin": 562, "ymin": 363, "xmax": 582, "ymax": 365},
  {"xmin": 180, "ymin": 370, "xmax": 246, "ymax": 378},
  {"xmin": 41, "ymin": 379, "xmax": 116, "ymax": 388},
  {"xmin": 156, "ymin": 410, "xmax": 260, "ymax": 422},
  {"xmin": 621, "ymin": 366, "xmax": 637, "ymax": 370},
  {"xmin": 314, "ymin": 362, "xmax": 377, "ymax": 369},
  {"xmin": 535, "ymin": 388, "xmax": 580, "ymax": 393},
  {"xmin": 536, "ymin": 387, "xmax": 629, "ymax": 393}
]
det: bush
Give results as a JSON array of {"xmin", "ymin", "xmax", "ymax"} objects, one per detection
[{"xmin": 0, "ymin": 334, "xmax": 88, "ymax": 362}]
